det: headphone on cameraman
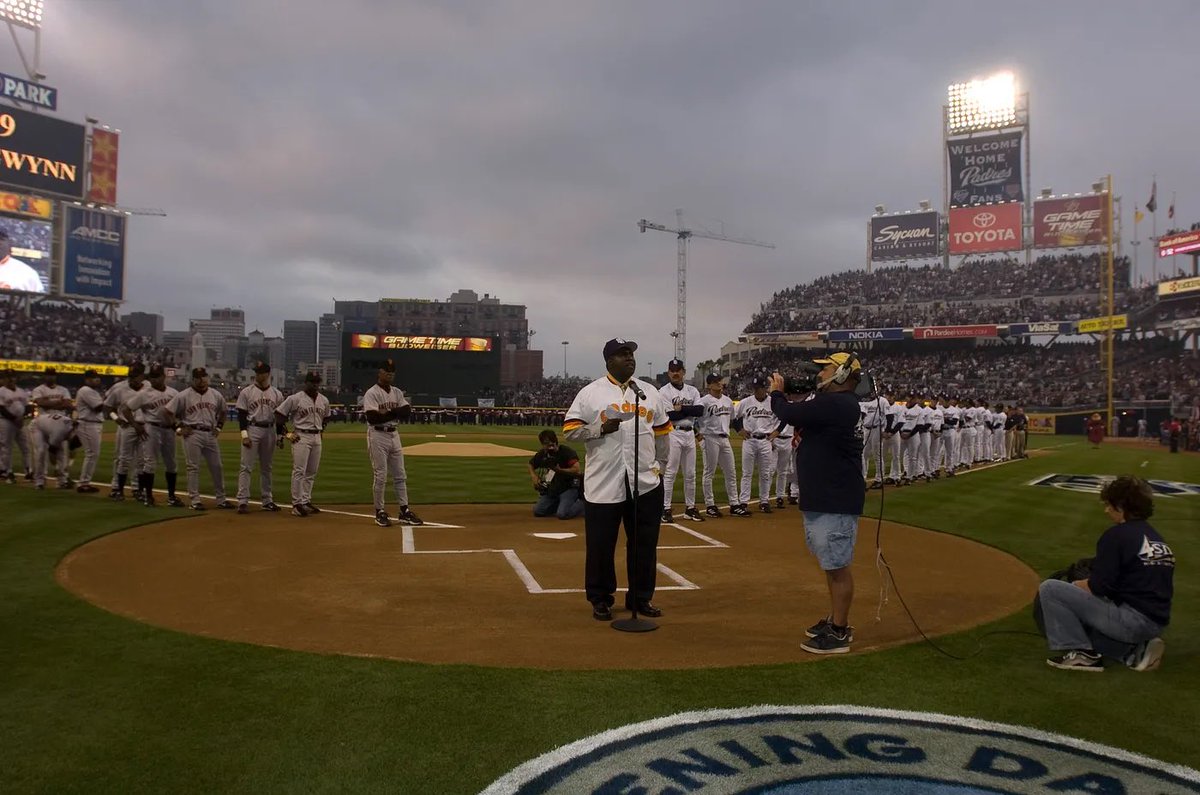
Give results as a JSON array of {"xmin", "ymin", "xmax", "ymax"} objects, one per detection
[{"xmin": 827, "ymin": 350, "xmax": 861, "ymax": 386}]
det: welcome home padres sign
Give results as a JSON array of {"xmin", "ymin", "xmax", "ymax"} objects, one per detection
[{"xmin": 483, "ymin": 706, "xmax": 1200, "ymax": 794}]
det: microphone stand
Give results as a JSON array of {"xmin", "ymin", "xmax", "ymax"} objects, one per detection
[{"xmin": 612, "ymin": 382, "xmax": 658, "ymax": 633}]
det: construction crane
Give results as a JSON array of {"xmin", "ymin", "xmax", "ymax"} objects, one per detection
[{"xmin": 638, "ymin": 209, "xmax": 773, "ymax": 366}]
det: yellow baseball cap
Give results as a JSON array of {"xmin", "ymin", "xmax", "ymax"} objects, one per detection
[{"xmin": 812, "ymin": 352, "xmax": 861, "ymax": 372}]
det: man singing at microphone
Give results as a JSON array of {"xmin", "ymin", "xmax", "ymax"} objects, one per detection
[
  {"xmin": 769, "ymin": 352, "xmax": 866, "ymax": 654},
  {"xmin": 563, "ymin": 338, "xmax": 673, "ymax": 621}
]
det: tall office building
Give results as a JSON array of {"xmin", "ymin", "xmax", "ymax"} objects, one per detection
[
  {"xmin": 121, "ymin": 311, "xmax": 164, "ymax": 344},
  {"xmin": 189, "ymin": 308, "xmax": 246, "ymax": 364},
  {"xmin": 283, "ymin": 320, "xmax": 317, "ymax": 380}
]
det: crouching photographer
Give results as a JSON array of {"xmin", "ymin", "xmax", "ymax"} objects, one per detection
[
  {"xmin": 768, "ymin": 352, "xmax": 866, "ymax": 655},
  {"xmin": 528, "ymin": 430, "xmax": 584, "ymax": 519}
]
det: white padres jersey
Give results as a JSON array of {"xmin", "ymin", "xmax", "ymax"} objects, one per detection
[
  {"xmin": 128, "ymin": 386, "xmax": 179, "ymax": 424},
  {"xmin": 860, "ymin": 396, "xmax": 888, "ymax": 429},
  {"xmin": 563, "ymin": 375, "xmax": 672, "ymax": 503},
  {"xmin": 993, "ymin": 411, "xmax": 1007, "ymax": 430},
  {"xmin": 918, "ymin": 405, "xmax": 934, "ymax": 429},
  {"xmin": 697, "ymin": 393, "xmax": 734, "ymax": 436},
  {"xmin": 662, "ymin": 381, "xmax": 703, "ymax": 431},
  {"xmin": 277, "ymin": 391, "xmax": 331, "ymax": 432},
  {"xmin": 168, "ymin": 387, "xmax": 226, "ymax": 428},
  {"xmin": 74, "ymin": 385, "xmax": 105, "ymax": 423},
  {"xmin": 899, "ymin": 405, "xmax": 922, "ymax": 433},
  {"xmin": 361, "ymin": 383, "xmax": 409, "ymax": 424},
  {"xmin": 943, "ymin": 405, "xmax": 961, "ymax": 429},
  {"xmin": 930, "ymin": 405, "xmax": 945, "ymax": 431},
  {"xmin": 735, "ymin": 394, "xmax": 778, "ymax": 436},
  {"xmin": 236, "ymin": 383, "xmax": 284, "ymax": 423},
  {"xmin": 886, "ymin": 401, "xmax": 904, "ymax": 433}
]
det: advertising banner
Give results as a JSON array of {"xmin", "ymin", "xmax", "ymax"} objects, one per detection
[
  {"xmin": 0, "ymin": 105, "xmax": 87, "ymax": 199},
  {"xmin": 1033, "ymin": 195, "xmax": 1108, "ymax": 248},
  {"xmin": 350, "ymin": 334, "xmax": 494, "ymax": 351},
  {"xmin": 478, "ymin": 398, "xmax": 496, "ymax": 408},
  {"xmin": 1, "ymin": 72, "xmax": 57, "ymax": 110},
  {"xmin": 1157, "ymin": 276, "xmax": 1200, "ymax": 298},
  {"xmin": 1077, "ymin": 314, "xmax": 1128, "ymax": 333},
  {"xmin": 912, "ymin": 324, "xmax": 998, "ymax": 340},
  {"xmin": 0, "ymin": 359, "xmax": 130, "ymax": 376},
  {"xmin": 1007, "ymin": 321, "xmax": 1074, "ymax": 336},
  {"xmin": 0, "ymin": 189, "xmax": 52, "ymax": 219},
  {"xmin": 438, "ymin": 397, "xmax": 458, "ymax": 408},
  {"xmin": 86, "ymin": 128, "xmax": 120, "ymax": 205},
  {"xmin": 1026, "ymin": 413, "xmax": 1057, "ymax": 435},
  {"xmin": 947, "ymin": 131, "xmax": 1024, "ymax": 207},
  {"xmin": 826, "ymin": 328, "xmax": 905, "ymax": 342},
  {"xmin": 869, "ymin": 211, "xmax": 940, "ymax": 260},
  {"xmin": 61, "ymin": 206, "xmax": 126, "ymax": 301},
  {"xmin": 1157, "ymin": 230, "xmax": 1200, "ymax": 258},
  {"xmin": 947, "ymin": 203, "xmax": 1023, "ymax": 254}
]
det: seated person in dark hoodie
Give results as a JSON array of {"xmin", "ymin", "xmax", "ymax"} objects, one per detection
[{"xmin": 1040, "ymin": 475, "xmax": 1174, "ymax": 672}]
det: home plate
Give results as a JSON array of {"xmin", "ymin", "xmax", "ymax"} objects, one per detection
[{"xmin": 532, "ymin": 532, "xmax": 577, "ymax": 540}]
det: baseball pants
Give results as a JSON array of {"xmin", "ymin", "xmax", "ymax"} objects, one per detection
[
  {"xmin": 31, "ymin": 420, "xmax": 71, "ymax": 487},
  {"xmin": 584, "ymin": 482, "xmax": 663, "ymax": 610},
  {"xmin": 141, "ymin": 425, "xmax": 179, "ymax": 480},
  {"xmin": 291, "ymin": 431, "xmax": 322, "ymax": 506},
  {"xmin": 918, "ymin": 432, "xmax": 932, "ymax": 477},
  {"xmin": 772, "ymin": 436, "xmax": 795, "ymax": 499},
  {"xmin": 236, "ymin": 426, "xmax": 277, "ymax": 505},
  {"xmin": 960, "ymin": 428, "xmax": 975, "ymax": 466},
  {"xmin": 662, "ymin": 430, "xmax": 698, "ymax": 510},
  {"xmin": 369, "ymin": 429, "xmax": 410, "ymax": 512},
  {"xmin": 1, "ymin": 417, "xmax": 31, "ymax": 475},
  {"xmin": 739, "ymin": 437, "xmax": 773, "ymax": 505},
  {"xmin": 901, "ymin": 434, "xmax": 921, "ymax": 479},
  {"xmin": 75, "ymin": 420, "xmax": 102, "ymax": 486},
  {"xmin": 929, "ymin": 433, "xmax": 943, "ymax": 473},
  {"xmin": 183, "ymin": 429, "xmax": 226, "ymax": 503},
  {"xmin": 110, "ymin": 424, "xmax": 142, "ymax": 490},
  {"xmin": 977, "ymin": 428, "xmax": 989, "ymax": 461},
  {"xmin": 1014, "ymin": 430, "xmax": 1027, "ymax": 458},
  {"xmin": 886, "ymin": 433, "xmax": 902, "ymax": 481},
  {"xmin": 995, "ymin": 429, "xmax": 1007, "ymax": 460},
  {"xmin": 940, "ymin": 429, "xmax": 959, "ymax": 471},
  {"xmin": 701, "ymin": 436, "xmax": 738, "ymax": 508},
  {"xmin": 862, "ymin": 426, "xmax": 883, "ymax": 483}
]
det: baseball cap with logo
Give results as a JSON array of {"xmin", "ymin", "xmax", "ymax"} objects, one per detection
[
  {"xmin": 148, "ymin": 364, "xmax": 165, "ymax": 378},
  {"xmin": 191, "ymin": 367, "xmax": 208, "ymax": 378},
  {"xmin": 380, "ymin": 358, "xmax": 396, "ymax": 373},
  {"xmin": 305, "ymin": 370, "xmax": 322, "ymax": 384},
  {"xmin": 751, "ymin": 374, "xmax": 769, "ymax": 388},
  {"xmin": 667, "ymin": 358, "xmax": 685, "ymax": 371},
  {"xmin": 253, "ymin": 360, "xmax": 271, "ymax": 374},
  {"xmin": 602, "ymin": 338, "xmax": 638, "ymax": 359},
  {"xmin": 706, "ymin": 371, "xmax": 723, "ymax": 384},
  {"xmin": 812, "ymin": 352, "xmax": 862, "ymax": 374}
]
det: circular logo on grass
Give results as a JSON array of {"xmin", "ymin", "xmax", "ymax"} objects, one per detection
[{"xmin": 483, "ymin": 706, "xmax": 1200, "ymax": 794}]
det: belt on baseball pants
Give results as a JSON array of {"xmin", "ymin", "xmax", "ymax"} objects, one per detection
[
  {"xmin": 80, "ymin": 419, "xmax": 102, "ymax": 424},
  {"xmin": 371, "ymin": 425, "xmax": 396, "ymax": 432},
  {"xmin": 751, "ymin": 433, "xmax": 769, "ymax": 439},
  {"xmin": 147, "ymin": 421, "xmax": 171, "ymax": 427},
  {"xmin": 251, "ymin": 421, "xmax": 274, "ymax": 428},
  {"xmin": 186, "ymin": 425, "xmax": 214, "ymax": 432},
  {"xmin": 296, "ymin": 428, "xmax": 321, "ymax": 434},
  {"xmin": 672, "ymin": 426, "xmax": 694, "ymax": 433},
  {"xmin": 713, "ymin": 433, "xmax": 728, "ymax": 438}
]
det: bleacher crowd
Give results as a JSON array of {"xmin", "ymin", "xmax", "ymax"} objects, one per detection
[{"xmin": 0, "ymin": 302, "xmax": 172, "ymax": 367}]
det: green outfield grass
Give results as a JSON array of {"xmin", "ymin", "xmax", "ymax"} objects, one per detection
[{"xmin": 0, "ymin": 431, "xmax": 1197, "ymax": 793}]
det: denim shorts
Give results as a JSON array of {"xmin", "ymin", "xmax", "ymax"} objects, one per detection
[{"xmin": 802, "ymin": 511, "xmax": 859, "ymax": 570}]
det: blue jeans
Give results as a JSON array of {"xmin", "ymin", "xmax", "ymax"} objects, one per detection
[
  {"xmin": 534, "ymin": 488, "xmax": 584, "ymax": 519},
  {"xmin": 801, "ymin": 512, "xmax": 858, "ymax": 570},
  {"xmin": 1038, "ymin": 579, "xmax": 1163, "ymax": 661}
]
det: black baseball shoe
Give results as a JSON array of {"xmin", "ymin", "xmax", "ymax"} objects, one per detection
[
  {"xmin": 628, "ymin": 601, "xmax": 663, "ymax": 618},
  {"xmin": 108, "ymin": 490, "xmax": 124, "ymax": 501},
  {"xmin": 775, "ymin": 496, "xmax": 784, "ymax": 509},
  {"xmin": 684, "ymin": 507, "xmax": 705, "ymax": 522},
  {"xmin": 57, "ymin": 479, "xmax": 75, "ymax": 490},
  {"xmin": 805, "ymin": 617, "xmax": 855, "ymax": 643},
  {"xmin": 592, "ymin": 603, "xmax": 613, "ymax": 621},
  {"xmin": 5, "ymin": 473, "xmax": 15, "ymax": 484},
  {"xmin": 759, "ymin": 502, "xmax": 772, "ymax": 514},
  {"xmin": 190, "ymin": 501, "xmax": 206, "ymax": 511},
  {"xmin": 166, "ymin": 496, "xmax": 185, "ymax": 508},
  {"xmin": 24, "ymin": 471, "xmax": 33, "ymax": 481},
  {"xmin": 661, "ymin": 509, "xmax": 674, "ymax": 523},
  {"xmin": 302, "ymin": 503, "xmax": 321, "ymax": 514},
  {"xmin": 291, "ymin": 504, "xmax": 310, "ymax": 517},
  {"xmin": 143, "ymin": 493, "xmax": 156, "ymax": 507},
  {"xmin": 77, "ymin": 484, "xmax": 99, "ymax": 493},
  {"xmin": 261, "ymin": 502, "xmax": 281, "ymax": 512},
  {"xmin": 214, "ymin": 500, "xmax": 235, "ymax": 510},
  {"xmin": 1047, "ymin": 650, "xmax": 1103, "ymax": 672},
  {"xmin": 236, "ymin": 503, "xmax": 250, "ymax": 515},
  {"xmin": 705, "ymin": 505, "xmax": 722, "ymax": 518},
  {"xmin": 801, "ymin": 626, "xmax": 851, "ymax": 654},
  {"xmin": 788, "ymin": 495, "xmax": 798, "ymax": 504},
  {"xmin": 374, "ymin": 510, "xmax": 391, "ymax": 527},
  {"xmin": 397, "ymin": 506, "xmax": 424, "ymax": 526},
  {"xmin": 730, "ymin": 504, "xmax": 752, "ymax": 517}
]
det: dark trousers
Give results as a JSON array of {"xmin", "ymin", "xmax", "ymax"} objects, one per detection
[{"xmin": 584, "ymin": 482, "xmax": 663, "ymax": 609}]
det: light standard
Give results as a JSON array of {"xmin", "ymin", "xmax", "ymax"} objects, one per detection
[
  {"xmin": 561, "ymin": 341, "xmax": 569, "ymax": 377},
  {"xmin": 669, "ymin": 330, "xmax": 681, "ymax": 360}
]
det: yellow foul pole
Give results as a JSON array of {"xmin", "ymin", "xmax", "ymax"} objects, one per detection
[{"xmin": 1106, "ymin": 174, "xmax": 1115, "ymax": 426}]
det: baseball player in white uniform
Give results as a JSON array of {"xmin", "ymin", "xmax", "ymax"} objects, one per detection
[
  {"xmin": 275, "ymin": 370, "xmax": 331, "ymax": 516},
  {"xmin": 163, "ymin": 367, "xmax": 231, "ymax": 510},
  {"xmin": 73, "ymin": 369, "xmax": 105, "ymax": 492},
  {"xmin": 697, "ymin": 372, "xmax": 739, "ymax": 517},
  {"xmin": 771, "ymin": 420, "xmax": 797, "ymax": 507},
  {"xmin": 362, "ymin": 359, "xmax": 423, "ymax": 527},
  {"xmin": 927, "ymin": 397, "xmax": 945, "ymax": 478},
  {"xmin": 884, "ymin": 394, "xmax": 903, "ymax": 485},
  {"xmin": 29, "ymin": 368, "xmax": 74, "ymax": 488},
  {"xmin": 0, "ymin": 368, "xmax": 33, "ymax": 483},
  {"xmin": 860, "ymin": 391, "xmax": 889, "ymax": 488},
  {"xmin": 235, "ymin": 361, "xmax": 284, "ymax": 514},
  {"xmin": 898, "ymin": 395, "xmax": 922, "ymax": 485},
  {"xmin": 124, "ymin": 364, "xmax": 182, "ymax": 507},
  {"xmin": 735, "ymin": 375, "xmax": 779, "ymax": 513},
  {"xmin": 940, "ymin": 397, "xmax": 960, "ymax": 477},
  {"xmin": 103, "ymin": 363, "xmax": 147, "ymax": 500},
  {"xmin": 0, "ymin": 228, "xmax": 45, "ymax": 293},
  {"xmin": 992, "ymin": 404, "xmax": 1008, "ymax": 462},
  {"xmin": 660, "ymin": 358, "xmax": 705, "ymax": 523},
  {"xmin": 959, "ymin": 399, "xmax": 977, "ymax": 469}
]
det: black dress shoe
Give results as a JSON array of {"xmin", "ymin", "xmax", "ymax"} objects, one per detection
[
  {"xmin": 592, "ymin": 603, "xmax": 613, "ymax": 621},
  {"xmin": 629, "ymin": 601, "xmax": 663, "ymax": 618}
]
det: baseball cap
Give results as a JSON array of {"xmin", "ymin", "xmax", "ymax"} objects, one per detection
[
  {"xmin": 811, "ymin": 352, "xmax": 862, "ymax": 373},
  {"xmin": 253, "ymin": 360, "xmax": 271, "ymax": 374},
  {"xmin": 305, "ymin": 370, "xmax": 322, "ymax": 384},
  {"xmin": 191, "ymin": 367, "xmax": 208, "ymax": 378},
  {"xmin": 667, "ymin": 358, "xmax": 684, "ymax": 371},
  {"xmin": 129, "ymin": 362, "xmax": 145, "ymax": 377},
  {"xmin": 751, "ymin": 374, "xmax": 768, "ymax": 388},
  {"xmin": 602, "ymin": 338, "xmax": 637, "ymax": 359},
  {"xmin": 44, "ymin": 366, "xmax": 57, "ymax": 375},
  {"xmin": 379, "ymin": 358, "xmax": 396, "ymax": 373},
  {"xmin": 705, "ymin": 371, "xmax": 723, "ymax": 384},
  {"xmin": 148, "ymin": 364, "xmax": 165, "ymax": 378},
  {"xmin": 83, "ymin": 368, "xmax": 99, "ymax": 378}
]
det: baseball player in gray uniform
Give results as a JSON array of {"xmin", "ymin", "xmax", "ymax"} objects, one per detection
[
  {"xmin": 30, "ymin": 408, "xmax": 77, "ymax": 489},
  {"xmin": 275, "ymin": 370, "xmax": 330, "ymax": 517},
  {"xmin": 362, "ymin": 359, "xmax": 423, "ymax": 527},
  {"xmin": 860, "ymin": 391, "xmax": 889, "ymax": 488},
  {"xmin": 697, "ymin": 372, "xmax": 739, "ymax": 517},
  {"xmin": 73, "ymin": 369, "xmax": 105, "ymax": 492},
  {"xmin": 660, "ymin": 358, "xmax": 705, "ymax": 523},
  {"xmin": 30, "ymin": 367, "xmax": 74, "ymax": 488},
  {"xmin": 235, "ymin": 361, "xmax": 284, "ymax": 514},
  {"xmin": 735, "ymin": 375, "xmax": 779, "ymax": 514},
  {"xmin": 0, "ymin": 368, "xmax": 33, "ymax": 483},
  {"xmin": 163, "ymin": 367, "xmax": 232, "ymax": 510},
  {"xmin": 124, "ymin": 364, "xmax": 182, "ymax": 507},
  {"xmin": 103, "ymin": 363, "xmax": 147, "ymax": 500}
]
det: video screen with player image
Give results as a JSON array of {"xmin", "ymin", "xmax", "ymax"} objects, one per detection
[{"xmin": 0, "ymin": 213, "xmax": 52, "ymax": 294}]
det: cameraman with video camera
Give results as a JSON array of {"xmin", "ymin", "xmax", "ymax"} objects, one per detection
[
  {"xmin": 769, "ymin": 352, "xmax": 866, "ymax": 655},
  {"xmin": 528, "ymin": 430, "xmax": 584, "ymax": 519}
]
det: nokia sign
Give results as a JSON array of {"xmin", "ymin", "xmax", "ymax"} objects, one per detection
[{"xmin": 61, "ymin": 206, "xmax": 126, "ymax": 301}]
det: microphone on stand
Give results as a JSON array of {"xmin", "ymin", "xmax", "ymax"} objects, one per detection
[{"xmin": 628, "ymin": 381, "xmax": 647, "ymax": 400}]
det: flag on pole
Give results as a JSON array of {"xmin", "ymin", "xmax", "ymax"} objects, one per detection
[
  {"xmin": 1146, "ymin": 180, "xmax": 1157, "ymax": 213},
  {"xmin": 1168, "ymin": 193, "xmax": 1175, "ymax": 220},
  {"xmin": 1135, "ymin": 210, "xmax": 1145, "ymax": 224}
]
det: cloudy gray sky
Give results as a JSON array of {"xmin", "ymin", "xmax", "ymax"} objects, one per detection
[{"xmin": 16, "ymin": 0, "xmax": 1199, "ymax": 377}]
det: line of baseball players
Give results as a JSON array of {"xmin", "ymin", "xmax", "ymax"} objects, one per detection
[
  {"xmin": 859, "ymin": 392, "xmax": 1030, "ymax": 487},
  {"xmin": 659, "ymin": 360, "xmax": 799, "ymax": 522}
]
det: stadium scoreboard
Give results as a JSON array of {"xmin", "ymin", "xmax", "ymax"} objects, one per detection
[{"xmin": 341, "ymin": 334, "xmax": 501, "ymax": 404}]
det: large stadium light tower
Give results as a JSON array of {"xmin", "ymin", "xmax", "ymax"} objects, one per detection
[
  {"xmin": 943, "ymin": 72, "xmax": 1030, "ymax": 266},
  {"xmin": 638, "ymin": 210, "xmax": 773, "ymax": 366},
  {"xmin": 1, "ymin": 1, "xmax": 46, "ymax": 87}
]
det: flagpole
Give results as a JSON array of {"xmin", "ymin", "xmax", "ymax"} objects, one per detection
[
  {"xmin": 1171, "ymin": 192, "xmax": 1178, "ymax": 277},
  {"xmin": 1152, "ymin": 173, "xmax": 1158, "ymax": 283},
  {"xmin": 1132, "ymin": 212, "xmax": 1139, "ymax": 285}
]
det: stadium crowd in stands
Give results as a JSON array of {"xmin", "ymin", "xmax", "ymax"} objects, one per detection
[{"xmin": 0, "ymin": 302, "xmax": 173, "ymax": 367}]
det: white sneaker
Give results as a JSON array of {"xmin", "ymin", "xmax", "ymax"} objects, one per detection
[{"xmin": 1131, "ymin": 638, "xmax": 1165, "ymax": 672}]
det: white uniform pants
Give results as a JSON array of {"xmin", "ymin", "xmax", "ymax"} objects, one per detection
[
  {"xmin": 663, "ymin": 430, "xmax": 698, "ymax": 510},
  {"xmin": 237, "ymin": 425, "xmax": 277, "ymax": 505},
  {"xmin": 369, "ymin": 428, "xmax": 409, "ymax": 511},
  {"xmin": 110, "ymin": 424, "xmax": 142, "ymax": 489},
  {"xmin": 739, "ymin": 436, "xmax": 773, "ymax": 505},
  {"xmin": 862, "ymin": 426, "xmax": 883, "ymax": 483},
  {"xmin": 886, "ymin": 433, "xmax": 902, "ymax": 481},
  {"xmin": 772, "ymin": 436, "xmax": 795, "ymax": 499},
  {"xmin": 995, "ymin": 428, "xmax": 1007, "ymax": 460},
  {"xmin": 918, "ymin": 432, "xmax": 931, "ymax": 477},
  {"xmin": 941, "ymin": 429, "xmax": 959, "ymax": 471},
  {"xmin": 75, "ymin": 420, "xmax": 102, "ymax": 485},
  {"xmin": 901, "ymin": 433, "xmax": 920, "ymax": 479},
  {"xmin": 32, "ymin": 415, "xmax": 72, "ymax": 487},
  {"xmin": 183, "ymin": 428, "xmax": 225, "ymax": 503},
  {"xmin": 960, "ymin": 427, "xmax": 976, "ymax": 466},
  {"xmin": 701, "ymin": 435, "xmax": 737, "ymax": 508},
  {"xmin": 291, "ymin": 431, "xmax": 322, "ymax": 505},
  {"xmin": 929, "ymin": 432, "xmax": 943, "ymax": 472}
]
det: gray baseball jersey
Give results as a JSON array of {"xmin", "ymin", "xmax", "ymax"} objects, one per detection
[
  {"xmin": 277, "ymin": 391, "xmax": 331, "ymax": 431},
  {"xmin": 30, "ymin": 383, "xmax": 72, "ymax": 409},
  {"xmin": 236, "ymin": 383, "xmax": 284, "ymax": 423},
  {"xmin": 168, "ymin": 387, "xmax": 226, "ymax": 429}
]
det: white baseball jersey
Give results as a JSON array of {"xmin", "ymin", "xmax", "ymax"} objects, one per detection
[
  {"xmin": 886, "ymin": 400, "xmax": 904, "ymax": 433},
  {"xmin": 128, "ymin": 385, "xmax": 179, "ymax": 424},
  {"xmin": 661, "ymin": 381, "xmax": 703, "ymax": 431},
  {"xmin": 277, "ymin": 391, "xmax": 331, "ymax": 432},
  {"xmin": 697, "ymin": 393, "xmax": 734, "ymax": 436},
  {"xmin": 168, "ymin": 387, "xmax": 226, "ymax": 428},
  {"xmin": 918, "ymin": 405, "xmax": 934, "ymax": 430},
  {"xmin": 75, "ymin": 384, "xmax": 105, "ymax": 423},
  {"xmin": 0, "ymin": 255, "xmax": 44, "ymax": 293},
  {"xmin": 860, "ymin": 396, "xmax": 888, "ymax": 429},
  {"xmin": 993, "ymin": 410, "xmax": 1007, "ymax": 430},
  {"xmin": 930, "ymin": 405, "xmax": 945, "ymax": 432},
  {"xmin": 563, "ymin": 375, "xmax": 671, "ymax": 503},
  {"xmin": 236, "ymin": 383, "xmax": 285, "ymax": 424},
  {"xmin": 943, "ymin": 404, "xmax": 961, "ymax": 429},
  {"xmin": 899, "ymin": 404, "xmax": 922, "ymax": 433},
  {"xmin": 362, "ymin": 383, "xmax": 409, "ymax": 423},
  {"xmin": 734, "ymin": 394, "xmax": 778, "ymax": 436}
]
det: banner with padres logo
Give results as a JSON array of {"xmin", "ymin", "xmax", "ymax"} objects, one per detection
[
  {"xmin": 0, "ymin": 358, "xmax": 130, "ymax": 376},
  {"xmin": 1033, "ymin": 195, "xmax": 1108, "ymax": 248},
  {"xmin": 947, "ymin": 204, "xmax": 1023, "ymax": 254},
  {"xmin": 947, "ymin": 130, "xmax": 1024, "ymax": 207}
]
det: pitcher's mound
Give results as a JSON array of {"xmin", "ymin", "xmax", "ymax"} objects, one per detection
[{"xmin": 404, "ymin": 442, "xmax": 531, "ymax": 457}]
